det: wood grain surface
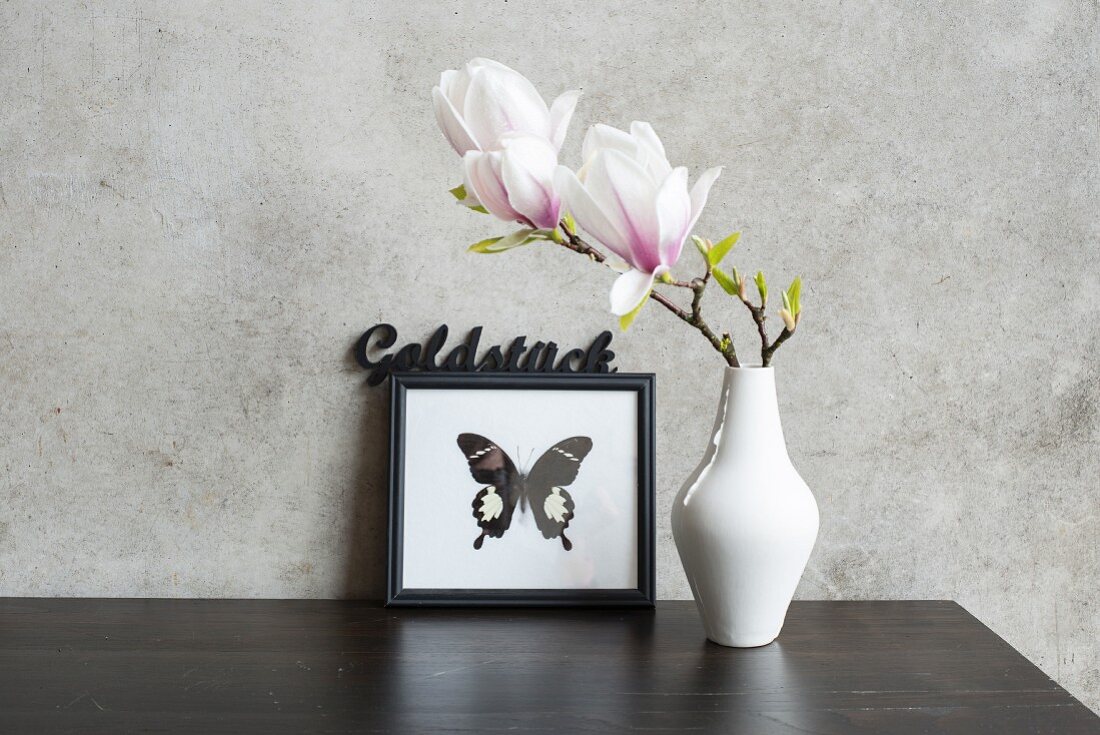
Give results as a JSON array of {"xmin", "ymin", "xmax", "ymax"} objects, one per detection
[{"xmin": 0, "ymin": 599, "xmax": 1096, "ymax": 733}]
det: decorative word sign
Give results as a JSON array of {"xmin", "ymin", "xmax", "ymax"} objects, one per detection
[{"xmin": 355, "ymin": 324, "xmax": 616, "ymax": 386}]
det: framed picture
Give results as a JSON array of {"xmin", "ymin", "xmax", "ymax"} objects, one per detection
[{"xmin": 387, "ymin": 372, "xmax": 655, "ymax": 607}]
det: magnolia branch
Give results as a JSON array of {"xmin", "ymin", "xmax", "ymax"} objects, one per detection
[
  {"xmin": 559, "ymin": 223, "xmax": 740, "ymax": 367},
  {"xmin": 738, "ymin": 296, "xmax": 794, "ymax": 367},
  {"xmin": 762, "ymin": 327, "xmax": 794, "ymax": 365},
  {"xmin": 556, "ymin": 219, "xmax": 799, "ymax": 367}
]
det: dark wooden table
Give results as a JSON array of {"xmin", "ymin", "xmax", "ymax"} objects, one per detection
[{"xmin": 1, "ymin": 599, "xmax": 1096, "ymax": 734}]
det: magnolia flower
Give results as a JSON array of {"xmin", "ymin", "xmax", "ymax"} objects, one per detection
[
  {"xmin": 463, "ymin": 133, "xmax": 562, "ymax": 230},
  {"xmin": 554, "ymin": 122, "xmax": 722, "ymax": 315},
  {"xmin": 433, "ymin": 58, "xmax": 581, "ymax": 155}
]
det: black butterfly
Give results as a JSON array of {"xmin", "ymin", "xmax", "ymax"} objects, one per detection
[{"xmin": 457, "ymin": 433, "xmax": 593, "ymax": 551}]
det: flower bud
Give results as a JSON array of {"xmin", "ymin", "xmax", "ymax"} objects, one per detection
[{"xmin": 779, "ymin": 308, "xmax": 797, "ymax": 332}]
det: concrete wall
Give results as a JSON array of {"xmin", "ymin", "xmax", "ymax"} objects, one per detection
[{"xmin": 1, "ymin": 0, "xmax": 1096, "ymax": 712}]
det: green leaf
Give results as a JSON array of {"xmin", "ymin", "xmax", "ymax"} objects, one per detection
[
  {"xmin": 712, "ymin": 266, "xmax": 738, "ymax": 295},
  {"xmin": 786, "ymin": 276, "xmax": 802, "ymax": 316},
  {"xmin": 468, "ymin": 228, "xmax": 536, "ymax": 254},
  {"xmin": 450, "ymin": 184, "xmax": 490, "ymax": 213},
  {"xmin": 707, "ymin": 231, "xmax": 740, "ymax": 266},
  {"xmin": 618, "ymin": 291, "xmax": 651, "ymax": 331},
  {"xmin": 563, "ymin": 212, "xmax": 577, "ymax": 233},
  {"xmin": 468, "ymin": 236, "xmax": 502, "ymax": 252},
  {"xmin": 754, "ymin": 271, "xmax": 768, "ymax": 304}
]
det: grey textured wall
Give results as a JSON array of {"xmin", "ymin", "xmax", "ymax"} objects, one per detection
[{"xmin": 1, "ymin": 0, "xmax": 1097, "ymax": 712}]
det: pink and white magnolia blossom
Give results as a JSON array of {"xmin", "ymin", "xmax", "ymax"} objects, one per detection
[
  {"xmin": 554, "ymin": 122, "xmax": 722, "ymax": 315},
  {"xmin": 463, "ymin": 133, "xmax": 563, "ymax": 230},
  {"xmin": 433, "ymin": 58, "xmax": 580, "ymax": 155},
  {"xmin": 433, "ymin": 58, "xmax": 580, "ymax": 230}
]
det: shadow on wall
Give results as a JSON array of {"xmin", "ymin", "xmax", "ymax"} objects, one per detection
[{"xmin": 341, "ymin": 340, "xmax": 391, "ymax": 599}]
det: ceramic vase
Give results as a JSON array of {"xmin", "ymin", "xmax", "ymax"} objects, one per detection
[{"xmin": 671, "ymin": 366, "xmax": 819, "ymax": 647}]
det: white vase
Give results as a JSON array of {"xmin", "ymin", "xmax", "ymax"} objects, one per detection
[{"xmin": 671, "ymin": 366, "xmax": 819, "ymax": 647}]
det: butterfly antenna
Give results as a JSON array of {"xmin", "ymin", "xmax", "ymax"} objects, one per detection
[{"xmin": 525, "ymin": 447, "xmax": 535, "ymax": 473}]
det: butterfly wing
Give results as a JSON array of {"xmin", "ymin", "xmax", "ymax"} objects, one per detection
[
  {"xmin": 525, "ymin": 437, "xmax": 593, "ymax": 550},
  {"xmin": 457, "ymin": 433, "xmax": 521, "ymax": 549}
]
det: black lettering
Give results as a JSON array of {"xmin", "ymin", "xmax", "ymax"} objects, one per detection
[
  {"xmin": 356, "ymin": 324, "xmax": 397, "ymax": 386},
  {"xmin": 420, "ymin": 325, "xmax": 449, "ymax": 370},
  {"xmin": 540, "ymin": 342, "xmax": 560, "ymax": 372},
  {"xmin": 554, "ymin": 348, "xmax": 586, "ymax": 373},
  {"xmin": 503, "ymin": 336, "xmax": 528, "ymax": 371},
  {"xmin": 392, "ymin": 343, "xmax": 421, "ymax": 372},
  {"xmin": 521, "ymin": 341, "xmax": 546, "ymax": 372},
  {"xmin": 355, "ymin": 324, "xmax": 615, "ymax": 383},
  {"xmin": 584, "ymin": 331, "xmax": 616, "ymax": 373},
  {"xmin": 478, "ymin": 345, "xmax": 505, "ymax": 371},
  {"xmin": 444, "ymin": 326, "xmax": 482, "ymax": 372}
]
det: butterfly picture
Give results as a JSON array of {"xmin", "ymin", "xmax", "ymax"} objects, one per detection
[
  {"xmin": 389, "ymin": 374, "xmax": 654, "ymax": 606},
  {"xmin": 457, "ymin": 433, "xmax": 594, "ymax": 551}
]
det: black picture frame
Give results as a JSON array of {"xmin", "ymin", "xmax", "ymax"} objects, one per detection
[{"xmin": 387, "ymin": 372, "xmax": 656, "ymax": 607}]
